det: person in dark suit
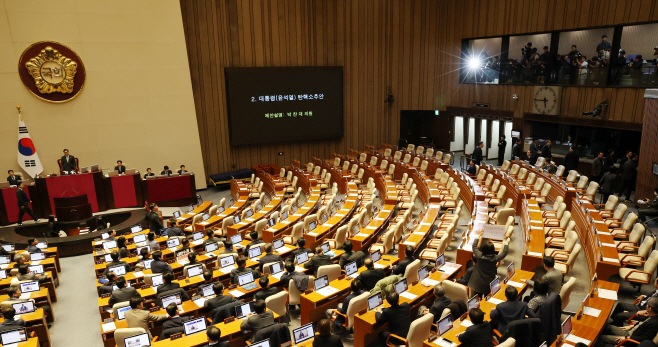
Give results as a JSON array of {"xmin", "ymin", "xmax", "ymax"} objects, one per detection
[
  {"xmin": 258, "ymin": 244, "xmax": 283, "ymax": 273},
  {"xmin": 541, "ymin": 140, "xmax": 552, "ymax": 161},
  {"xmin": 162, "ymin": 302, "xmax": 189, "ymax": 331},
  {"xmin": 60, "ymin": 149, "xmax": 76, "ymax": 172},
  {"xmin": 0, "ymin": 307, "xmax": 26, "ymax": 330},
  {"xmin": 254, "ymin": 276, "xmax": 278, "ymax": 301},
  {"xmin": 204, "ymin": 283, "xmax": 234, "ymax": 312},
  {"xmin": 108, "ymin": 277, "xmax": 142, "ymax": 306},
  {"xmin": 239, "ymin": 300, "xmax": 275, "ymax": 342},
  {"xmin": 497, "ymin": 136, "xmax": 507, "ymax": 166},
  {"xmin": 150, "ymin": 251, "xmax": 173, "ymax": 274},
  {"xmin": 526, "ymin": 150, "xmax": 538, "ymax": 166},
  {"xmin": 161, "ymin": 166, "xmax": 173, "ymax": 175},
  {"xmin": 98, "ymin": 273, "xmax": 118, "ymax": 296},
  {"xmin": 147, "ymin": 203, "xmax": 164, "ymax": 235},
  {"xmin": 466, "ymin": 160, "xmax": 477, "ymax": 176},
  {"xmin": 218, "ymin": 240, "xmax": 238, "ymax": 255},
  {"xmin": 420, "ymin": 284, "xmax": 451, "ymax": 322},
  {"xmin": 144, "ymin": 168, "xmax": 155, "ymax": 179},
  {"xmin": 489, "ymin": 286, "xmax": 536, "ymax": 334},
  {"xmin": 166, "ymin": 219, "xmax": 185, "ymax": 237},
  {"xmin": 304, "ymin": 246, "xmax": 331, "ymax": 277},
  {"xmin": 599, "ymin": 298, "xmax": 658, "ymax": 347},
  {"xmin": 157, "ymin": 272, "xmax": 180, "ymax": 293},
  {"xmin": 592, "ymin": 151, "xmax": 605, "ymax": 182},
  {"xmin": 468, "ymin": 230, "xmax": 509, "ymax": 297},
  {"xmin": 229, "ymin": 256, "xmax": 261, "ymax": 285},
  {"xmin": 563, "ymin": 146, "xmax": 579, "ymax": 173},
  {"xmin": 7, "ymin": 170, "xmax": 21, "ymax": 186},
  {"xmin": 512, "ymin": 139, "xmax": 522, "ymax": 160},
  {"xmin": 600, "ymin": 166, "xmax": 618, "ymax": 203},
  {"xmin": 457, "ymin": 308, "xmax": 493, "ymax": 347},
  {"xmin": 291, "ymin": 238, "xmax": 312, "ymax": 258},
  {"xmin": 376, "ymin": 291, "xmax": 411, "ymax": 346},
  {"xmin": 114, "ymin": 160, "xmax": 126, "ymax": 174},
  {"xmin": 393, "ymin": 246, "xmax": 415, "ymax": 276},
  {"xmin": 472, "ymin": 141, "xmax": 484, "ymax": 165},
  {"xmin": 26, "ymin": 238, "xmax": 42, "ymax": 253},
  {"xmin": 338, "ymin": 240, "xmax": 365, "ymax": 269},
  {"xmin": 280, "ymin": 261, "xmax": 302, "ymax": 289},
  {"xmin": 620, "ymin": 153, "xmax": 638, "ymax": 202},
  {"xmin": 178, "ymin": 165, "xmax": 188, "ymax": 175},
  {"xmin": 357, "ymin": 258, "xmax": 386, "ymax": 291},
  {"xmin": 203, "ymin": 229, "xmax": 221, "ymax": 245},
  {"xmin": 103, "ymin": 250, "xmax": 131, "ymax": 276},
  {"xmin": 242, "ymin": 230, "xmax": 264, "ymax": 256},
  {"xmin": 201, "ymin": 326, "xmax": 229, "ymax": 347},
  {"xmin": 314, "ymin": 319, "xmax": 344, "ymax": 347},
  {"xmin": 16, "ymin": 182, "xmax": 38, "ymax": 225},
  {"xmin": 611, "ymin": 278, "xmax": 658, "ymax": 326}
]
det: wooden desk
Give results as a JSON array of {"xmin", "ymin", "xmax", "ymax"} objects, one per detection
[
  {"xmin": 0, "ymin": 271, "xmax": 57, "ymax": 302},
  {"xmin": 521, "ymin": 199, "xmax": 546, "ymax": 272},
  {"xmin": 0, "ymin": 309, "xmax": 50, "ymax": 347},
  {"xmin": 398, "ymin": 206, "xmax": 441, "ymax": 261},
  {"xmin": 572, "ymin": 199, "xmax": 620, "ymax": 281}
]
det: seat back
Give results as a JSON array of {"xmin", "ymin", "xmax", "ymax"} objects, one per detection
[
  {"xmin": 342, "ymin": 160, "xmax": 350, "ymax": 171},
  {"xmin": 505, "ymin": 215, "xmax": 515, "ymax": 230},
  {"xmin": 509, "ymin": 164, "xmax": 519, "ymax": 175},
  {"xmin": 498, "ymin": 337, "xmax": 516, "ymax": 347},
  {"xmin": 343, "ymin": 291, "xmax": 369, "ymax": 329},
  {"xmin": 333, "ymin": 226, "xmax": 348, "ymax": 249},
  {"xmin": 644, "ymin": 250, "xmax": 658, "ymax": 274},
  {"xmin": 208, "ymin": 205, "xmax": 218, "ymax": 216},
  {"xmin": 629, "ymin": 223, "xmax": 647, "ymax": 245},
  {"xmin": 435, "ymin": 151, "xmax": 444, "ymax": 161},
  {"xmin": 559, "ymin": 211, "xmax": 571, "ymax": 229},
  {"xmin": 637, "ymin": 235, "xmax": 655, "ymax": 259},
  {"xmin": 420, "ymin": 160, "xmax": 428, "ymax": 172},
  {"xmin": 496, "ymin": 186, "xmax": 506, "ymax": 199},
  {"xmin": 426, "ymin": 148, "xmax": 434, "ymax": 158},
  {"xmin": 555, "ymin": 165, "xmax": 565, "ymax": 177},
  {"xmin": 380, "ymin": 159, "xmax": 388, "ymax": 171},
  {"xmin": 115, "ymin": 328, "xmax": 147, "ymax": 347},
  {"xmin": 318, "ymin": 264, "xmax": 341, "ymax": 282},
  {"xmin": 407, "ymin": 144, "xmax": 415, "ymax": 152},
  {"xmin": 490, "ymin": 179, "xmax": 500, "ymax": 193},
  {"xmin": 379, "ymin": 230, "xmax": 394, "ymax": 254},
  {"xmin": 403, "ymin": 259, "xmax": 421, "ymax": 283},
  {"xmin": 604, "ymin": 195, "xmax": 619, "ymax": 210},
  {"xmin": 501, "ymin": 160, "xmax": 510, "ymax": 171},
  {"xmin": 484, "ymin": 174, "xmax": 493, "ymax": 186},
  {"xmin": 566, "ymin": 170, "xmax": 578, "ymax": 183},
  {"xmin": 533, "ymin": 177, "xmax": 545, "ymax": 191},
  {"xmin": 443, "ymin": 280, "xmax": 469, "ymax": 304},
  {"xmin": 387, "ymin": 164, "xmax": 396, "ymax": 176},
  {"xmin": 370, "ymin": 156, "xmax": 378, "ymax": 167},
  {"xmin": 565, "ymin": 243, "xmax": 581, "ymax": 271},
  {"xmin": 265, "ymin": 291, "xmax": 288, "ymax": 317},
  {"xmin": 563, "ymin": 230, "xmax": 579, "ymax": 252},
  {"xmin": 622, "ymin": 213, "xmax": 639, "ymax": 231},
  {"xmin": 503, "ymin": 198, "xmax": 513, "ymax": 209},
  {"xmin": 526, "ymin": 172, "xmax": 536, "ymax": 186},
  {"xmin": 554, "ymin": 203, "xmax": 567, "ymax": 219},
  {"xmin": 288, "ymin": 276, "xmax": 310, "ymax": 305},
  {"xmin": 560, "ymin": 277, "xmax": 577, "ymax": 310},
  {"xmin": 394, "ymin": 151, "xmax": 402, "ymax": 161},
  {"xmin": 416, "ymin": 146, "xmax": 424, "ymax": 154},
  {"xmin": 576, "ymin": 176, "xmax": 589, "ymax": 189},
  {"xmin": 403, "ymin": 154, "xmax": 411, "ymax": 163},
  {"xmin": 585, "ymin": 182, "xmax": 599, "ymax": 196},
  {"xmin": 412, "ymin": 157, "xmax": 420, "ymax": 167},
  {"xmin": 384, "ymin": 148, "xmax": 392, "ymax": 157},
  {"xmin": 254, "ymin": 220, "xmax": 268, "ymax": 238},
  {"xmin": 535, "ymin": 157, "xmax": 545, "ymax": 167},
  {"xmin": 613, "ymin": 204, "xmax": 628, "ymax": 220},
  {"xmin": 444, "ymin": 154, "xmax": 452, "ymax": 163},
  {"xmin": 407, "ymin": 312, "xmax": 434, "ymax": 347},
  {"xmin": 303, "ymin": 215, "xmax": 318, "ymax": 232},
  {"xmin": 289, "ymin": 223, "xmax": 304, "ymax": 245},
  {"xmin": 477, "ymin": 169, "xmax": 487, "ymax": 180},
  {"xmin": 541, "ymin": 184, "xmax": 552, "ymax": 197},
  {"xmin": 334, "ymin": 157, "xmax": 341, "ymax": 167},
  {"xmin": 518, "ymin": 168, "xmax": 528, "ymax": 180}
]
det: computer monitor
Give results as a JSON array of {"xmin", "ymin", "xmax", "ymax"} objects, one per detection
[
  {"xmin": 136, "ymin": 245, "xmax": 150, "ymax": 255},
  {"xmin": 238, "ymin": 272, "xmax": 255, "ymax": 287},
  {"xmin": 205, "ymin": 242, "xmax": 219, "ymax": 253},
  {"xmin": 314, "ymin": 275, "xmax": 329, "ymax": 291},
  {"xmin": 236, "ymin": 302, "xmax": 255, "ymax": 319},
  {"xmin": 281, "ymin": 211, "xmax": 288, "ymax": 221},
  {"xmin": 104, "ymin": 254, "xmax": 113, "ymax": 263},
  {"xmin": 30, "ymin": 252, "xmax": 45, "ymax": 261},
  {"xmin": 0, "ymin": 256, "xmax": 10, "ymax": 265},
  {"xmin": 183, "ymin": 317, "xmax": 207, "ymax": 336},
  {"xmin": 233, "ymin": 216, "xmax": 241, "ymax": 224},
  {"xmin": 394, "ymin": 278, "xmax": 408, "ymax": 294},
  {"xmin": 370, "ymin": 250, "xmax": 381, "ymax": 263},
  {"xmin": 245, "ymin": 209, "xmax": 254, "ymax": 218},
  {"xmin": 367, "ymin": 292, "xmax": 383, "ymax": 310},
  {"xmin": 435, "ymin": 254, "xmax": 445, "ymax": 270},
  {"xmin": 308, "ymin": 220, "xmax": 317, "ymax": 231},
  {"xmin": 1, "ymin": 244, "xmax": 14, "ymax": 252},
  {"xmin": 418, "ymin": 265, "xmax": 429, "ymax": 281},
  {"xmin": 123, "ymin": 333, "xmax": 150, "ymax": 347},
  {"xmin": 0, "ymin": 328, "xmax": 27, "ymax": 346},
  {"xmin": 248, "ymin": 246, "xmax": 262, "ymax": 259},
  {"xmin": 161, "ymin": 293, "xmax": 182, "ymax": 308},
  {"xmin": 0, "ymin": 270, "xmax": 6, "ymax": 280},
  {"xmin": 268, "ymin": 218, "xmax": 276, "ymax": 227},
  {"xmin": 28, "ymin": 265, "xmax": 44, "ymax": 274},
  {"xmin": 192, "ymin": 231, "xmax": 203, "ymax": 241},
  {"xmin": 321, "ymin": 242, "xmax": 331, "ymax": 254},
  {"xmin": 562, "ymin": 315, "xmax": 572, "ymax": 339},
  {"xmin": 133, "ymin": 234, "xmax": 146, "ymax": 244},
  {"xmin": 217, "ymin": 206, "xmax": 225, "ymax": 214},
  {"xmin": 166, "ymin": 238, "xmax": 181, "ymax": 249},
  {"xmin": 101, "ymin": 232, "xmax": 110, "ymax": 240},
  {"xmin": 296, "ymin": 252, "xmax": 309, "ymax": 265},
  {"xmin": 291, "ymin": 205, "xmax": 298, "ymax": 214},
  {"xmin": 108, "ymin": 265, "xmax": 127, "ymax": 276},
  {"xmin": 229, "ymin": 198, "xmax": 235, "ymax": 206},
  {"xmin": 272, "ymin": 238, "xmax": 284, "ymax": 250},
  {"xmin": 251, "ymin": 339, "xmax": 271, "ymax": 347},
  {"xmin": 438, "ymin": 315, "xmax": 453, "ymax": 336},
  {"xmin": 230, "ymin": 234, "xmax": 242, "ymax": 245},
  {"xmin": 188, "ymin": 205, "xmax": 194, "ymax": 212},
  {"xmin": 507, "ymin": 262, "xmax": 515, "ymax": 279},
  {"xmin": 12, "ymin": 301, "xmax": 34, "ymax": 315},
  {"xmin": 269, "ymin": 262, "xmax": 283, "ymax": 275},
  {"xmin": 116, "ymin": 305, "xmax": 132, "ymax": 320},
  {"xmin": 467, "ymin": 295, "xmax": 480, "ymax": 310},
  {"xmin": 490, "ymin": 277, "xmax": 501, "ymax": 297},
  {"xmin": 151, "ymin": 274, "xmax": 164, "ymax": 287},
  {"xmin": 202, "ymin": 213, "xmax": 210, "ymax": 222},
  {"xmin": 36, "ymin": 241, "xmax": 47, "ymax": 249},
  {"xmin": 19, "ymin": 281, "xmax": 39, "ymax": 294},
  {"xmin": 186, "ymin": 264, "xmax": 204, "ymax": 278},
  {"xmin": 199, "ymin": 284, "xmax": 215, "ymax": 298},
  {"xmin": 219, "ymin": 256, "xmax": 235, "ymax": 268},
  {"xmin": 103, "ymin": 240, "xmax": 117, "ymax": 250},
  {"xmin": 173, "ymin": 211, "xmax": 181, "ymax": 218},
  {"xmin": 293, "ymin": 323, "xmax": 315, "ymax": 344},
  {"xmin": 143, "ymin": 259, "xmax": 154, "ymax": 270},
  {"xmin": 345, "ymin": 261, "xmax": 358, "ymax": 277},
  {"xmin": 131, "ymin": 226, "xmax": 142, "ymax": 234}
]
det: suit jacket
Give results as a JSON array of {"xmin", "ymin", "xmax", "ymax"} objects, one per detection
[
  {"xmin": 0, "ymin": 318, "xmax": 25, "ymax": 330},
  {"xmin": 16, "ymin": 188, "xmax": 30, "ymax": 208},
  {"xmin": 150, "ymin": 260, "xmax": 172, "ymax": 274},
  {"xmin": 393, "ymin": 256, "xmax": 415, "ymax": 276},
  {"xmin": 254, "ymin": 287, "xmax": 279, "ymax": 301},
  {"xmin": 526, "ymin": 268, "xmax": 562, "ymax": 295},
  {"xmin": 541, "ymin": 145, "xmax": 552, "ymax": 160},
  {"xmin": 98, "ymin": 284, "xmax": 115, "ymax": 296},
  {"xmin": 498, "ymin": 140, "xmax": 507, "ymax": 155},
  {"xmin": 204, "ymin": 237, "xmax": 221, "ymax": 245},
  {"xmin": 124, "ymin": 309, "xmax": 169, "ymax": 334},
  {"xmin": 622, "ymin": 159, "xmax": 638, "ymax": 181},
  {"xmin": 600, "ymin": 172, "xmax": 618, "ymax": 195},
  {"xmin": 166, "ymin": 227, "xmax": 184, "ymax": 237},
  {"xmin": 472, "ymin": 146, "xmax": 483, "ymax": 164},
  {"xmin": 280, "ymin": 271, "xmax": 302, "ymax": 288},
  {"xmin": 489, "ymin": 300, "xmax": 536, "ymax": 333},
  {"xmin": 467, "ymin": 165, "xmax": 477, "ymax": 175},
  {"xmin": 204, "ymin": 294, "xmax": 234, "ymax": 312},
  {"xmin": 147, "ymin": 212, "xmax": 164, "ymax": 234},
  {"xmin": 592, "ymin": 157, "xmax": 604, "ymax": 177},
  {"xmin": 313, "ymin": 335, "xmax": 344, "ymax": 347},
  {"xmin": 109, "ymin": 287, "xmax": 141, "ymax": 306},
  {"xmin": 199, "ymin": 342, "xmax": 229, "ymax": 347},
  {"xmin": 375, "ymin": 302, "xmax": 411, "ymax": 338},
  {"xmin": 304, "ymin": 254, "xmax": 331, "ymax": 277},
  {"xmin": 258, "ymin": 253, "xmax": 283, "ymax": 272},
  {"xmin": 229, "ymin": 267, "xmax": 261, "ymax": 285},
  {"xmin": 334, "ymin": 290, "xmax": 365, "ymax": 326},
  {"xmin": 114, "ymin": 165, "xmax": 126, "ymax": 174},
  {"xmin": 26, "ymin": 245, "xmax": 41, "ymax": 253},
  {"xmin": 60, "ymin": 155, "xmax": 76, "ymax": 171},
  {"xmin": 291, "ymin": 247, "xmax": 312, "ymax": 258},
  {"xmin": 512, "ymin": 143, "xmax": 522, "ymax": 158},
  {"xmin": 458, "ymin": 321, "xmax": 494, "ymax": 347},
  {"xmin": 178, "ymin": 170, "xmax": 188, "ymax": 175},
  {"xmin": 155, "ymin": 288, "xmax": 190, "ymax": 308},
  {"xmin": 17, "ymin": 273, "xmax": 46, "ymax": 283},
  {"xmin": 563, "ymin": 151, "xmax": 579, "ymax": 172},
  {"xmin": 468, "ymin": 238, "xmax": 509, "ymax": 294},
  {"xmin": 7, "ymin": 176, "xmax": 21, "ymax": 186},
  {"xmin": 162, "ymin": 315, "xmax": 189, "ymax": 331},
  {"xmin": 157, "ymin": 282, "xmax": 180, "ymax": 294},
  {"xmin": 212, "ymin": 301, "xmax": 243, "ymax": 324},
  {"xmin": 239, "ymin": 311, "xmax": 275, "ymax": 342},
  {"xmin": 161, "ymin": 170, "xmax": 172, "ymax": 175},
  {"xmin": 144, "ymin": 173, "xmax": 155, "ymax": 179},
  {"xmin": 627, "ymin": 315, "xmax": 658, "ymax": 345},
  {"xmin": 429, "ymin": 296, "xmax": 452, "ymax": 322},
  {"xmin": 358, "ymin": 268, "xmax": 386, "ymax": 291}
]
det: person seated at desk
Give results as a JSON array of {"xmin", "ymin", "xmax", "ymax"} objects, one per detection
[
  {"xmin": 375, "ymin": 291, "xmax": 411, "ymax": 346},
  {"xmin": 543, "ymin": 160, "xmax": 557, "ymax": 174},
  {"xmin": 0, "ymin": 307, "xmax": 26, "ymax": 330},
  {"xmin": 638, "ymin": 187, "xmax": 658, "ymax": 224},
  {"xmin": 99, "ymin": 273, "xmax": 117, "ymax": 296},
  {"xmin": 124, "ymin": 297, "xmax": 169, "ymax": 340},
  {"xmin": 393, "ymin": 246, "xmax": 416, "ymax": 276},
  {"xmin": 420, "ymin": 284, "xmax": 451, "ymax": 321},
  {"xmin": 177, "ymin": 238, "xmax": 192, "ymax": 254},
  {"xmin": 203, "ymin": 282, "xmax": 234, "ymax": 312},
  {"xmin": 150, "ymin": 251, "xmax": 173, "ymax": 274},
  {"xmin": 258, "ymin": 243, "xmax": 282, "ymax": 273},
  {"xmin": 527, "ymin": 280, "xmax": 549, "ymax": 312},
  {"xmin": 144, "ymin": 168, "xmax": 155, "ymax": 179},
  {"xmin": 93, "ymin": 216, "xmax": 106, "ymax": 233},
  {"xmin": 526, "ymin": 150, "xmax": 538, "ymax": 166},
  {"xmin": 146, "ymin": 232, "xmax": 160, "ymax": 251},
  {"xmin": 17, "ymin": 264, "xmax": 47, "ymax": 283},
  {"xmin": 6, "ymin": 170, "xmax": 21, "ymax": 186},
  {"xmin": 135, "ymin": 248, "xmax": 152, "ymax": 271},
  {"xmin": 162, "ymin": 302, "xmax": 190, "ymax": 331},
  {"xmin": 254, "ymin": 276, "xmax": 278, "ymax": 301},
  {"xmin": 490, "ymin": 286, "xmax": 536, "ymax": 335},
  {"xmin": 338, "ymin": 240, "xmax": 365, "ymax": 269},
  {"xmin": 290, "ymin": 238, "xmax": 312, "ymax": 258},
  {"xmin": 468, "ymin": 231, "xmax": 509, "ymax": 297},
  {"xmin": 158, "ymin": 272, "xmax": 181, "ymax": 293},
  {"xmin": 242, "ymin": 230, "xmax": 263, "ymax": 256},
  {"xmin": 522, "ymin": 256, "xmax": 562, "ymax": 298},
  {"xmin": 598, "ymin": 298, "xmax": 658, "ymax": 347},
  {"xmin": 201, "ymin": 326, "xmax": 229, "ymax": 347},
  {"xmin": 239, "ymin": 299, "xmax": 274, "ymax": 342},
  {"xmin": 105, "ymin": 229, "xmax": 117, "ymax": 241},
  {"xmin": 304, "ymin": 246, "xmax": 331, "ymax": 277},
  {"xmin": 219, "ymin": 240, "xmax": 238, "ymax": 255},
  {"xmin": 456, "ymin": 255, "xmax": 476, "ymax": 286},
  {"xmin": 60, "ymin": 149, "xmax": 76, "ymax": 173},
  {"xmin": 108, "ymin": 276, "xmax": 142, "ymax": 306},
  {"xmin": 326, "ymin": 279, "xmax": 364, "ymax": 333},
  {"xmin": 357, "ymin": 258, "xmax": 386, "ymax": 291},
  {"xmin": 178, "ymin": 165, "xmax": 188, "ymax": 175},
  {"xmin": 280, "ymin": 261, "xmax": 302, "ymax": 289},
  {"xmin": 230, "ymin": 256, "xmax": 261, "ymax": 285},
  {"xmin": 610, "ymin": 278, "xmax": 658, "ymax": 326},
  {"xmin": 456, "ymin": 308, "xmax": 493, "ymax": 347},
  {"xmin": 117, "ymin": 236, "xmax": 129, "ymax": 258},
  {"xmin": 466, "ymin": 159, "xmax": 478, "ymax": 176},
  {"xmin": 103, "ymin": 250, "xmax": 130, "ymax": 276},
  {"xmin": 161, "ymin": 166, "xmax": 173, "ymax": 175},
  {"xmin": 195, "ymin": 270, "xmax": 215, "ymax": 295},
  {"xmin": 314, "ymin": 319, "xmax": 344, "ymax": 347},
  {"xmin": 166, "ymin": 219, "xmax": 185, "ymax": 237},
  {"xmin": 186, "ymin": 252, "xmax": 206, "ymax": 272},
  {"xmin": 0, "ymin": 242, "xmax": 15, "ymax": 258},
  {"xmin": 147, "ymin": 203, "xmax": 164, "ymax": 235},
  {"xmin": 114, "ymin": 160, "xmax": 126, "ymax": 174},
  {"xmin": 204, "ymin": 229, "xmax": 221, "ymax": 245},
  {"xmin": 26, "ymin": 238, "xmax": 42, "ymax": 253}
]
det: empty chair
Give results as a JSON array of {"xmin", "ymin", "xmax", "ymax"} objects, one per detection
[
  {"xmin": 555, "ymin": 165, "xmax": 565, "ymax": 177},
  {"xmin": 597, "ymin": 195, "xmax": 619, "ymax": 219},
  {"xmin": 509, "ymin": 164, "xmax": 519, "ymax": 176},
  {"xmin": 402, "ymin": 259, "xmax": 421, "ymax": 283},
  {"xmin": 369, "ymin": 230, "xmax": 394, "ymax": 255},
  {"xmin": 384, "ymin": 148, "xmax": 392, "ymax": 157},
  {"xmin": 615, "ymin": 224, "xmax": 646, "ymax": 251},
  {"xmin": 564, "ymin": 170, "xmax": 578, "ymax": 184},
  {"xmin": 370, "ymin": 156, "xmax": 378, "ymax": 167},
  {"xmin": 544, "ymin": 211, "xmax": 572, "ymax": 237},
  {"xmin": 407, "ymin": 144, "xmax": 415, "ymax": 152},
  {"xmin": 545, "ymin": 230, "xmax": 578, "ymax": 261},
  {"xmin": 403, "ymin": 154, "xmax": 411, "ymax": 163},
  {"xmin": 307, "ymin": 162, "xmax": 315, "ymax": 173},
  {"xmin": 604, "ymin": 204, "xmax": 628, "ymax": 224},
  {"xmin": 488, "ymin": 198, "xmax": 513, "ymax": 222},
  {"xmin": 580, "ymin": 182, "xmax": 599, "ymax": 201},
  {"xmin": 333, "ymin": 157, "xmax": 341, "ymax": 167},
  {"xmin": 394, "ymin": 151, "xmax": 402, "ymax": 161},
  {"xmin": 560, "ymin": 277, "xmax": 577, "ymax": 310},
  {"xmin": 330, "ymin": 292, "xmax": 369, "ymax": 331},
  {"xmin": 619, "ymin": 235, "xmax": 655, "ymax": 267},
  {"xmin": 501, "ymin": 160, "xmax": 510, "ymax": 171},
  {"xmin": 265, "ymin": 291, "xmax": 289, "ymax": 323},
  {"xmin": 572, "ymin": 175, "xmax": 589, "ymax": 190},
  {"xmin": 485, "ymin": 186, "xmax": 506, "ymax": 206},
  {"xmin": 493, "ymin": 208, "xmax": 515, "ymax": 225},
  {"xmin": 554, "ymin": 243, "xmax": 580, "ymax": 275},
  {"xmin": 385, "ymin": 312, "xmax": 434, "ymax": 347},
  {"xmin": 619, "ymin": 250, "xmax": 658, "ymax": 290},
  {"xmin": 380, "ymin": 159, "xmax": 388, "ymax": 171},
  {"xmin": 535, "ymin": 184, "xmax": 552, "ymax": 204},
  {"xmin": 327, "ymin": 226, "xmax": 348, "ymax": 249},
  {"xmin": 426, "ymin": 148, "xmax": 434, "ymax": 158},
  {"xmin": 610, "ymin": 213, "xmax": 638, "ymax": 239},
  {"xmin": 412, "ymin": 157, "xmax": 420, "ymax": 167},
  {"xmin": 283, "ymin": 223, "xmax": 303, "ymax": 245},
  {"xmin": 444, "ymin": 153, "xmax": 452, "ymax": 164},
  {"xmin": 416, "ymin": 146, "xmax": 424, "ymax": 155},
  {"xmin": 317, "ymin": 264, "xmax": 341, "ymax": 282},
  {"xmin": 420, "ymin": 160, "xmax": 428, "ymax": 173},
  {"xmin": 342, "ymin": 160, "xmax": 350, "ymax": 171},
  {"xmin": 435, "ymin": 151, "xmax": 444, "ymax": 161},
  {"xmin": 386, "ymin": 164, "xmax": 396, "ymax": 178}
]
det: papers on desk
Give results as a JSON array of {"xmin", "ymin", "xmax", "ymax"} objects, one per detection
[
  {"xmin": 601, "ymin": 243, "xmax": 616, "ymax": 247},
  {"xmin": 272, "ymin": 272, "xmax": 284, "ymax": 280},
  {"xmin": 507, "ymin": 280, "xmax": 524, "ymax": 288},
  {"xmin": 316, "ymin": 286, "xmax": 340, "ymax": 297},
  {"xmin": 19, "ymin": 293, "xmax": 31, "ymax": 300},
  {"xmin": 366, "ymin": 226, "xmax": 377, "ymax": 230},
  {"xmin": 275, "ymin": 247, "xmax": 288, "ymax": 254},
  {"xmin": 307, "ymin": 232, "xmax": 318, "ymax": 237},
  {"xmin": 413, "ymin": 231, "xmax": 426, "ymax": 236},
  {"xmin": 399, "ymin": 291, "xmax": 418, "ymax": 300},
  {"xmin": 193, "ymin": 298, "xmax": 207, "ymax": 308},
  {"xmin": 583, "ymin": 306, "xmax": 602, "ymax": 317},
  {"xmin": 565, "ymin": 334, "xmax": 591, "ymax": 345},
  {"xmin": 602, "ymin": 257, "xmax": 620, "ymax": 264},
  {"xmin": 295, "ymin": 266, "xmax": 306, "ymax": 272},
  {"xmin": 229, "ymin": 290, "xmax": 245, "ymax": 298},
  {"xmin": 487, "ymin": 297, "xmax": 504, "ymax": 305},
  {"xmin": 219, "ymin": 265, "xmax": 236, "ymax": 274},
  {"xmin": 422, "ymin": 278, "xmax": 440, "ymax": 287},
  {"xmin": 191, "ymin": 239, "xmax": 204, "ymax": 246},
  {"xmin": 527, "ymin": 252, "xmax": 542, "ymax": 257},
  {"xmin": 433, "ymin": 338, "xmax": 457, "ymax": 347},
  {"xmin": 132, "ymin": 271, "xmax": 144, "ymax": 278},
  {"xmin": 460, "ymin": 320, "xmax": 473, "ymax": 328},
  {"xmin": 598, "ymin": 288, "xmax": 618, "ymax": 300},
  {"xmin": 176, "ymin": 217, "xmax": 185, "ymax": 220},
  {"xmin": 30, "ymin": 261, "xmax": 40, "ymax": 266},
  {"xmin": 597, "ymin": 231, "xmax": 612, "ymax": 236},
  {"xmin": 281, "ymin": 220, "xmax": 291, "ymax": 224},
  {"xmin": 101, "ymin": 321, "xmax": 117, "ymax": 333},
  {"xmin": 355, "ymin": 233, "xmax": 369, "ymax": 238},
  {"xmin": 374, "ymin": 263, "xmax": 386, "ymax": 269}
]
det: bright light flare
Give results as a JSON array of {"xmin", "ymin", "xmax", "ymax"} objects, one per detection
[{"xmin": 467, "ymin": 57, "xmax": 481, "ymax": 70}]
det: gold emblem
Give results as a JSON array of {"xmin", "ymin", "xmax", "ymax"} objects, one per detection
[{"xmin": 25, "ymin": 46, "xmax": 77, "ymax": 94}]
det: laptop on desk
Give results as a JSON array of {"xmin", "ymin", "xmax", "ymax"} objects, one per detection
[
  {"xmin": 435, "ymin": 254, "xmax": 446, "ymax": 272},
  {"xmin": 296, "ymin": 252, "xmax": 309, "ymax": 266},
  {"xmin": 183, "ymin": 317, "xmax": 207, "ymax": 336},
  {"xmin": 238, "ymin": 272, "xmax": 258, "ymax": 291},
  {"xmin": 293, "ymin": 323, "xmax": 314, "ymax": 345},
  {"xmin": 236, "ymin": 302, "xmax": 255, "ymax": 319},
  {"xmin": 123, "ymin": 332, "xmax": 150, "ymax": 347},
  {"xmin": 12, "ymin": 301, "xmax": 35, "ymax": 315},
  {"xmin": 367, "ymin": 292, "xmax": 383, "ymax": 311},
  {"xmin": 115, "ymin": 305, "xmax": 132, "ymax": 320},
  {"xmin": 345, "ymin": 261, "xmax": 359, "ymax": 278},
  {"xmin": 0, "ymin": 328, "xmax": 27, "ymax": 346}
]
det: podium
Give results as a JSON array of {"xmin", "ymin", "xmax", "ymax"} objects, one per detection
[{"xmin": 54, "ymin": 195, "xmax": 92, "ymax": 222}]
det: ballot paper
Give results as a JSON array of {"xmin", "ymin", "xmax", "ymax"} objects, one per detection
[
  {"xmin": 355, "ymin": 233, "xmax": 369, "ymax": 238},
  {"xmin": 602, "ymin": 257, "xmax": 620, "ymax": 264},
  {"xmin": 307, "ymin": 232, "xmax": 318, "ymax": 237},
  {"xmin": 583, "ymin": 306, "xmax": 602, "ymax": 317},
  {"xmin": 219, "ymin": 265, "xmax": 236, "ymax": 274},
  {"xmin": 272, "ymin": 272, "xmax": 284, "ymax": 280},
  {"xmin": 229, "ymin": 290, "xmax": 245, "ymax": 298},
  {"xmin": 507, "ymin": 281, "xmax": 524, "ymax": 288},
  {"xmin": 194, "ymin": 298, "xmax": 207, "ymax": 308},
  {"xmin": 399, "ymin": 292, "xmax": 418, "ymax": 300},
  {"xmin": 565, "ymin": 334, "xmax": 591, "ymax": 345},
  {"xmin": 101, "ymin": 321, "xmax": 117, "ymax": 333},
  {"xmin": 528, "ymin": 252, "xmax": 543, "ymax": 257},
  {"xmin": 422, "ymin": 278, "xmax": 440, "ymax": 287},
  {"xmin": 191, "ymin": 239, "xmax": 204, "ymax": 246},
  {"xmin": 598, "ymin": 288, "xmax": 618, "ymax": 300},
  {"xmin": 460, "ymin": 320, "xmax": 473, "ymax": 328},
  {"xmin": 132, "ymin": 271, "xmax": 144, "ymax": 278},
  {"xmin": 374, "ymin": 263, "xmax": 386, "ymax": 269},
  {"xmin": 487, "ymin": 297, "xmax": 504, "ymax": 305},
  {"xmin": 316, "ymin": 286, "xmax": 340, "ymax": 297}
]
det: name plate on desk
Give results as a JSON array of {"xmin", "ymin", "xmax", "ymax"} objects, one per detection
[{"xmin": 169, "ymin": 332, "xmax": 183, "ymax": 341}]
